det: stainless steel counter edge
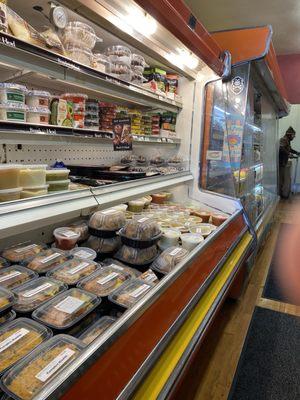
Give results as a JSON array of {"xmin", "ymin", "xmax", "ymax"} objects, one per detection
[{"xmin": 33, "ymin": 209, "xmax": 248, "ymax": 400}]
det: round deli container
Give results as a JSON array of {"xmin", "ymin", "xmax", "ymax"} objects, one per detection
[
  {"xmin": 26, "ymin": 90, "xmax": 51, "ymax": 108},
  {"xmin": 26, "ymin": 107, "xmax": 51, "ymax": 125},
  {"xmin": 0, "ymin": 102, "xmax": 27, "ymax": 122},
  {"xmin": 0, "ymin": 83, "xmax": 27, "ymax": 105}
]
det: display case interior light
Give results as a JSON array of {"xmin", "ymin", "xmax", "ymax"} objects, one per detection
[
  {"xmin": 124, "ymin": 7, "xmax": 157, "ymax": 37},
  {"xmin": 166, "ymin": 49, "xmax": 199, "ymax": 70}
]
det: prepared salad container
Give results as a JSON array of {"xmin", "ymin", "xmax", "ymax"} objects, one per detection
[
  {"xmin": 102, "ymin": 259, "xmax": 140, "ymax": 279},
  {"xmin": 151, "ymin": 246, "xmax": 188, "ymax": 275},
  {"xmin": 32, "ymin": 288, "xmax": 100, "ymax": 330},
  {"xmin": 0, "ymin": 318, "xmax": 52, "ymax": 375},
  {"xmin": 109, "ymin": 279, "xmax": 154, "ymax": 310},
  {"xmin": 25, "ymin": 90, "xmax": 51, "ymax": 108},
  {"xmin": 0, "ymin": 84, "xmax": 26, "ymax": 105},
  {"xmin": 119, "ymin": 217, "xmax": 161, "ymax": 248},
  {"xmin": 115, "ymin": 244, "xmax": 158, "ymax": 267},
  {"xmin": 61, "ymin": 93, "xmax": 87, "ymax": 113},
  {"xmin": 77, "ymin": 266, "xmax": 131, "ymax": 298},
  {"xmin": 12, "ymin": 277, "xmax": 68, "ymax": 314},
  {"xmin": 0, "ymin": 257, "xmax": 10, "ymax": 269},
  {"xmin": 0, "ymin": 165, "xmax": 21, "ymax": 190},
  {"xmin": 79, "ymin": 316, "xmax": 116, "ymax": 345},
  {"xmin": 88, "ymin": 209, "xmax": 126, "ymax": 237},
  {"xmin": 53, "ymin": 227, "xmax": 80, "ymax": 250},
  {"xmin": 0, "ymin": 287, "xmax": 15, "ymax": 317},
  {"xmin": 0, "ymin": 266, "xmax": 38, "ymax": 291},
  {"xmin": 69, "ymin": 247, "xmax": 97, "ymax": 261},
  {"xmin": 85, "ymin": 235, "xmax": 121, "ymax": 255},
  {"xmin": 2, "ymin": 243, "xmax": 47, "ymax": 264},
  {"xmin": 0, "ymin": 310, "xmax": 16, "ymax": 326},
  {"xmin": 1, "ymin": 334, "xmax": 84, "ymax": 400},
  {"xmin": 62, "ymin": 21, "xmax": 98, "ymax": 49},
  {"xmin": 47, "ymin": 258, "xmax": 99, "ymax": 286},
  {"xmin": 24, "ymin": 249, "xmax": 69, "ymax": 274},
  {"xmin": 0, "ymin": 103, "xmax": 26, "ymax": 123},
  {"xmin": 139, "ymin": 269, "xmax": 159, "ymax": 284}
]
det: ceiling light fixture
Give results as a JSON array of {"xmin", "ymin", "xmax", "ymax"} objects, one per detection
[{"xmin": 125, "ymin": 8, "xmax": 157, "ymax": 37}]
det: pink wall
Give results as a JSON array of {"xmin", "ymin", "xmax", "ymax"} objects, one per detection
[{"xmin": 278, "ymin": 54, "xmax": 300, "ymax": 104}]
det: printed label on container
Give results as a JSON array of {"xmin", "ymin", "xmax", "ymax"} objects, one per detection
[
  {"xmin": 40, "ymin": 253, "xmax": 61, "ymax": 264},
  {"xmin": 60, "ymin": 230, "xmax": 78, "ymax": 238},
  {"xmin": 137, "ymin": 217, "xmax": 149, "ymax": 223},
  {"xmin": 130, "ymin": 284, "xmax": 150, "ymax": 298},
  {"xmin": 0, "ymin": 328, "xmax": 29, "ymax": 353},
  {"xmin": 97, "ymin": 272, "xmax": 119, "ymax": 285},
  {"xmin": 0, "ymin": 271, "xmax": 22, "ymax": 283},
  {"xmin": 68, "ymin": 262, "xmax": 90, "ymax": 275},
  {"xmin": 169, "ymin": 248, "xmax": 182, "ymax": 256},
  {"xmin": 23, "ymin": 282, "xmax": 53, "ymax": 298},
  {"xmin": 142, "ymin": 271, "xmax": 157, "ymax": 283},
  {"xmin": 101, "ymin": 209, "xmax": 117, "ymax": 215},
  {"xmin": 7, "ymin": 111, "xmax": 25, "ymax": 121},
  {"xmin": 35, "ymin": 348, "xmax": 75, "ymax": 382},
  {"xmin": 54, "ymin": 296, "xmax": 85, "ymax": 314},
  {"xmin": 73, "ymin": 250, "xmax": 92, "ymax": 259},
  {"xmin": 108, "ymin": 264, "xmax": 124, "ymax": 271},
  {"xmin": 6, "ymin": 92, "xmax": 24, "ymax": 103},
  {"xmin": 14, "ymin": 244, "xmax": 38, "ymax": 253}
]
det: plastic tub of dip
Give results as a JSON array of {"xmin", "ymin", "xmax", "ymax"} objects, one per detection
[
  {"xmin": 69, "ymin": 247, "xmax": 97, "ymax": 261},
  {"xmin": 26, "ymin": 90, "xmax": 51, "ymax": 108},
  {"xmin": 0, "ymin": 165, "xmax": 21, "ymax": 190},
  {"xmin": 1, "ymin": 335, "xmax": 84, "ymax": 400},
  {"xmin": 20, "ymin": 165, "xmax": 47, "ymax": 188},
  {"xmin": 180, "ymin": 233, "xmax": 204, "ymax": 251},
  {"xmin": 53, "ymin": 227, "xmax": 80, "ymax": 250},
  {"xmin": 62, "ymin": 21, "xmax": 99, "ymax": 49},
  {"xmin": 0, "ymin": 188, "xmax": 22, "ymax": 202},
  {"xmin": 47, "ymin": 258, "xmax": 99, "ymax": 286},
  {"xmin": 20, "ymin": 185, "xmax": 48, "ymax": 199},
  {"xmin": 26, "ymin": 107, "xmax": 51, "ymax": 125},
  {"xmin": 46, "ymin": 169, "xmax": 70, "ymax": 182},
  {"xmin": 0, "ymin": 103, "xmax": 26, "ymax": 122},
  {"xmin": 47, "ymin": 179, "xmax": 70, "ymax": 192},
  {"xmin": 0, "ymin": 83, "xmax": 26, "ymax": 104}
]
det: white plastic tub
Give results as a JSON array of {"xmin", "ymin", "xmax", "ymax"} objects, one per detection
[
  {"xmin": 0, "ymin": 83, "xmax": 26, "ymax": 104},
  {"xmin": 26, "ymin": 107, "xmax": 51, "ymax": 125},
  {"xmin": 0, "ymin": 103, "xmax": 26, "ymax": 122},
  {"xmin": 0, "ymin": 187, "xmax": 22, "ymax": 202},
  {"xmin": 21, "ymin": 185, "xmax": 48, "ymax": 199},
  {"xmin": 20, "ymin": 165, "xmax": 47, "ymax": 188},
  {"xmin": 26, "ymin": 90, "xmax": 51, "ymax": 108}
]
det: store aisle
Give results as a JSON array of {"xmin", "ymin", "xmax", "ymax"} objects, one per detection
[{"xmin": 180, "ymin": 200, "xmax": 300, "ymax": 400}]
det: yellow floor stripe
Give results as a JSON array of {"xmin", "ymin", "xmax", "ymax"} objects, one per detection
[{"xmin": 133, "ymin": 232, "xmax": 252, "ymax": 400}]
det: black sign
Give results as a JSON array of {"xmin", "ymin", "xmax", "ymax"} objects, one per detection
[{"xmin": 113, "ymin": 118, "xmax": 132, "ymax": 151}]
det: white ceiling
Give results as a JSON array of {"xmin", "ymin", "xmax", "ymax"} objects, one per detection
[{"xmin": 185, "ymin": 0, "xmax": 300, "ymax": 55}]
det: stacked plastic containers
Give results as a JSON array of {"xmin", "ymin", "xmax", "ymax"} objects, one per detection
[
  {"xmin": 46, "ymin": 168, "xmax": 70, "ymax": 192},
  {"xmin": 86, "ymin": 209, "xmax": 126, "ymax": 260},
  {"xmin": 62, "ymin": 21, "xmax": 100, "ymax": 67},
  {"xmin": 85, "ymin": 99, "xmax": 99, "ymax": 130},
  {"xmin": 0, "ymin": 164, "xmax": 22, "ymax": 202},
  {"xmin": 26, "ymin": 90, "xmax": 51, "ymax": 125},
  {"xmin": 99, "ymin": 102, "xmax": 117, "ymax": 133},
  {"xmin": 105, "ymin": 45, "xmax": 132, "ymax": 82},
  {"xmin": 19, "ymin": 165, "xmax": 48, "ymax": 199},
  {"xmin": 131, "ymin": 54, "xmax": 148, "ymax": 86},
  {"xmin": 128, "ymin": 109, "xmax": 142, "ymax": 135},
  {"xmin": 62, "ymin": 93, "xmax": 87, "ymax": 129},
  {"xmin": 0, "ymin": 83, "xmax": 27, "ymax": 123}
]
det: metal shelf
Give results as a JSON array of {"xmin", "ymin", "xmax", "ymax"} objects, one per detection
[
  {"xmin": 0, "ymin": 32, "xmax": 182, "ymax": 113},
  {"xmin": 0, "ymin": 172, "xmax": 192, "ymax": 239}
]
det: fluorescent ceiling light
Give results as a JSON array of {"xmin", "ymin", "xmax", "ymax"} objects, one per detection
[{"xmin": 125, "ymin": 8, "xmax": 157, "ymax": 36}]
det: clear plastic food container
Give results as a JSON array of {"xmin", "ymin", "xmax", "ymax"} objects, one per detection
[
  {"xmin": 26, "ymin": 90, "xmax": 51, "ymax": 108},
  {"xmin": 19, "ymin": 165, "xmax": 47, "ymax": 188},
  {"xmin": 88, "ymin": 209, "xmax": 126, "ymax": 237},
  {"xmin": 105, "ymin": 45, "xmax": 131, "ymax": 65},
  {"xmin": 110, "ymin": 61, "xmax": 131, "ymax": 75},
  {"xmin": 12, "ymin": 277, "xmax": 68, "ymax": 313},
  {"xmin": 0, "ymin": 83, "xmax": 26, "ymax": 105},
  {"xmin": 0, "ymin": 188, "xmax": 22, "ymax": 203},
  {"xmin": 68, "ymin": 220, "xmax": 89, "ymax": 242},
  {"xmin": 1, "ymin": 335, "xmax": 84, "ymax": 400},
  {"xmin": 47, "ymin": 179, "xmax": 70, "ymax": 192},
  {"xmin": 69, "ymin": 247, "xmax": 97, "ymax": 261},
  {"xmin": 79, "ymin": 316, "xmax": 116, "ymax": 345},
  {"xmin": 53, "ymin": 228, "xmax": 80, "ymax": 251},
  {"xmin": 101, "ymin": 258, "xmax": 140, "ymax": 279},
  {"xmin": 25, "ymin": 249, "xmax": 69, "ymax": 274},
  {"xmin": 2, "ymin": 243, "xmax": 47, "ymax": 264},
  {"xmin": 84, "ymin": 235, "xmax": 121, "ymax": 255},
  {"xmin": 61, "ymin": 93, "xmax": 87, "ymax": 113},
  {"xmin": 20, "ymin": 185, "xmax": 48, "ymax": 199},
  {"xmin": 47, "ymin": 258, "xmax": 99, "ymax": 286},
  {"xmin": 189, "ymin": 224, "xmax": 213, "ymax": 237},
  {"xmin": 0, "ymin": 103, "xmax": 26, "ymax": 122},
  {"xmin": 180, "ymin": 233, "xmax": 204, "ymax": 251},
  {"xmin": 32, "ymin": 288, "xmax": 100, "ymax": 330},
  {"xmin": 115, "ymin": 244, "xmax": 158, "ymax": 266},
  {"xmin": 211, "ymin": 214, "xmax": 228, "ymax": 226},
  {"xmin": 46, "ymin": 169, "xmax": 70, "ymax": 182},
  {"xmin": 127, "ymin": 200, "xmax": 145, "ymax": 213},
  {"xmin": 131, "ymin": 54, "xmax": 148, "ymax": 73},
  {"xmin": 0, "ymin": 318, "xmax": 52, "ymax": 375},
  {"xmin": 62, "ymin": 21, "xmax": 99, "ymax": 49},
  {"xmin": 151, "ymin": 246, "xmax": 188, "ymax": 275},
  {"xmin": 109, "ymin": 279, "xmax": 153, "ymax": 309},
  {"xmin": 159, "ymin": 229, "xmax": 180, "ymax": 249},
  {"xmin": 77, "ymin": 266, "xmax": 131, "ymax": 298},
  {"xmin": 197, "ymin": 211, "xmax": 211, "ymax": 223},
  {"xmin": 0, "ymin": 257, "xmax": 10, "ymax": 269},
  {"xmin": 131, "ymin": 72, "xmax": 147, "ymax": 85},
  {"xmin": 0, "ymin": 165, "xmax": 21, "ymax": 190},
  {"xmin": 139, "ymin": 269, "xmax": 159, "ymax": 284},
  {"xmin": 26, "ymin": 107, "xmax": 50, "ymax": 125},
  {"xmin": 0, "ymin": 287, "xmax": 15, "ymax": 317},
  {"xmin": 0, "ymin": 310, "xmax": 16, "ymax": 326},
  {"xmin": 92, "ymin": 54, "xmax": 111, "ymax": 73},
  {"xmin": 0, "ymin": 266, "xmax": 38, "ymax": 290},
  {"xmin": 65, "ymin": 45, "xmax": 92, "ymax": 66},
  {"xmin": 119, "ymin": 218, "xmax": 161, "ymax": 248}
]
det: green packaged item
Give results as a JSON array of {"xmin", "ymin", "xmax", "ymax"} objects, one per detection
[{"xmin": 50, "ymin": 98, "xmax": 74, "ymax": 127}]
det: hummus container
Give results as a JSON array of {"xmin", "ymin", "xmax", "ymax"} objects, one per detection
[
  {"xmin": 46, "ymin": 169, "xmax": 70, "ymax": 182},
  {"xmin": 32, "ymin": 288, "xmax": 100, "ymax": 330},
  {"xmin": 0, "ymin": 318, "xmax": 52, "ymax": 375},
  {"xmin": 105, "ymin": 45, "xmax": 131, "ymax": 65},
  {"xmin": 12, "ymin": 277, "xmax": 68, "ymax": 314},
  {"xmin": 0, "ymin": 165, "xmax": 21, "ymax": 190},
  {"xmin": 88, "ymin": 209, "xmax": 126, "ymax": 238},
  {"xmin": 102, "ymin": 259, "xmax": 140, "ymax": 279},
  {"xmin": 65, "ymin": 46, "xmax": 92, "ymax": 66},
  {"xmin": 53, "ymin": 228, "xmax": 80, "ymax": 251},
  {"xmin": 63, "ymin": 21, "xmax": 98, "ymax": 49},
  {"xmin": 79, "ymin": 316, "xmax": 116, "ymax": 345},
  {"xmin": 0, "ymin": 188, "xmax": 22, "ymax": 203},
  {"xmin": 2, "ymin": 243, "xmax": 47, "ymax": 264},
  {"xmin": 109, "ymin": 279, "xmax": 154, "ymax": 310},
  {"xmin": 180, "ymin": 233, "xmax": 204, "ymax": 251},
  {"xmin": 115, "ymin": 244, "xmax": 158, "ymax": 267},
  {"xmin": 19, "ymin": 165, "xmax": 47, "ymax": 188},
  {"xmin": 0, "ymin": 287, "xmax": 15, "ymax": 317},
  {"xmin": 47, "ymin": 258, "xmax": 99, "ymax": 286},
  {"xmin": 20, "ymin": 185, "xmax": 48, "ymax": 199},
  {"xmin": 1, "ymin": 335, "xmax": 84, "ymax": 400},
  {"xmin": 24, "ymin": 248, "xmax": 69, "ymax": 274},
  {"xmin": 26, "ymin": 90, "xmax": 51, "ymax": 108},
  {"xmin": 0, "ymin": 310, "xmax": 16, "ymax": 326},
  {"xmin": 0, "ymin": 84, "xmax": 26, "ymax": 105},
  {"xmin": 26, "ymin": 107, "xmax": 50, "ymax": 125},
  {"xmin": 47, "ymin": 179, "xmax": 70, "ymax": 192},
  {"xmin": 151, "ymin": 246, "xmax": 188, "ymax": 275},
  {"xmin": 92, "ymin": 54, "xmax": 111, "ymax": 73},
  {"xmin": 69, "ymin": 247, "xmax": 97, "ymax": 261},
  {"xmin": 77, "ymin": 265, "xmax": 131, "ymax": 298},
  {"xmin": 0, "ymin": 266, "xmax": 38, "ymax": 290},
  {"xmin": 0, "ymin": 103, "xmax": 26, "ymax": 122}
]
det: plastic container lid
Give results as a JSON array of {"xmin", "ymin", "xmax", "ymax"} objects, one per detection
[
  {"xmin": 32, "ymin": 288, "xmax": 100, "ymax": 330},
  {"xmin": 120, "ymin": 217, "xmax": 161, "ymax": 242},
  {"xmin": 20, "ymin": 164, "xmax": 47, "ymax": 170},
  {"xmin": 62, "ymin": 93, "xmax": 88, "ymax": 100},
  {"xmin": 12, "ymin": 277, "xmax": 68, "ymax": 314},
  {"xmin": 21, "ymin": 184, "xmax": 49, "ymax": 191},
  {"xmin": 26, "ymin": 90, "xmax": 51, "ymax": 97},
  {"xmin": 84, "ymin": 235, "xmax": 121, "ymax": 255},
  {"xmin": 109, "ymin": 279, "xmax": 154, "ymax": 309},
  {"xmin": 115, "ymin": 244, "xmax": 158, "ymax": 267},
  {"xmin": 24, "ymin": 249, "xmax": 69, "ymax": 274},
  {"xmin": 79, "ymin": 316, "xmax": 116, "ymax": 345},
  {"xmin": 105, "ymin": 45, "xmax": 131, "ymax": 57},
  {"xmin": 102, "ymin": 258, "xmax": 140, "ymax": 278},
  {"xmin": 0, "ymin": 266, "xmax": 38, "ymax": 290},
  {"xmin": 0, "ymin": 84, "xmax": 27, "ymax": 92},
  {"xmin": 0, "ymin": 257, "xmax": 10, "ymax": 269},
  {"xmin": 2, "ymin": 243, "xmax": 48, "ymax": 264},
  {"xmin": 27, "ymin": 107, "xmax": 51, "ymax": 114},
  {"xmin": 0, "ymin": 103, "xmax": 27, "ymax": 111},
  {"xmin": 0, "ymin": 164, "xmax": 22, "ymax": 170},
  {"xmin": 47, "ymin": 258, "xmax": 100, "ymax": 286},
  {"xmin": 77, "ymin": 265, "xmax": 131, "ymax": 298},
  {"xmin": 0, "ymin": 188, "xmax": 22, "ymax": 195},
  {"xmin": 69, "ymin": 247, "xmax": 97, "ymax": 261},
  {"xmin": 151, "ymin": 246, "xmax": 188, "ymax": 275},
  {"xmin": 1, "ymin": 334, "xmax": 84, "ymax": 400},
  {"xmin": 88, "ymin": 209, "xmax": 126, "ymax": 236},
  {"xmin": 0, "ymin": 287, "xmax": 15, "ymax": 317},
  {"xmin": 65, "ymin": 21, "xmax": 96, "ymax": 35},
  {"xmin": 47, "ymin": 179, "xmax": 71, "ymax": 185},
  {"xmin": 0, "ymin": 318, "xmax": 52, "ymax": 375},
  {"xmin": 53, "ymin": 228, "xmax": 81, "ymax": 241}
]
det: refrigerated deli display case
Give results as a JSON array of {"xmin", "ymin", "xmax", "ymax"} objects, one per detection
[
  {"xmin": 0, "ymin": 1, "xmax": 272, "ymax": 400},
  {"xmin": 201, "ymin": 26, "xmax": 289, "ymax": 243}
]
